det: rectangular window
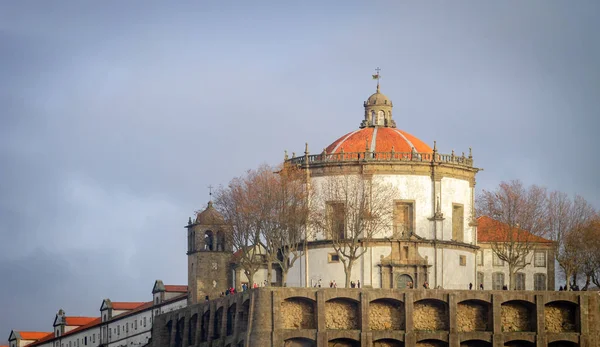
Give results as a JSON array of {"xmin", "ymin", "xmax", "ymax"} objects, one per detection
[
  {"xmin": 117, "ymin": 325, "xmax": 120, "ymax": 335},
  {"xmin": 328, "ymin": 252, "xmax": 340, "ymax": 263},
  {"xmin": 327, "ymin": 202, "xmax": 345, "ymax": 239},
  {"xmin": 135, "ymin": 319, "xmax": 137, "ymax": 330},
  {"xmin": 492, "ymin": 272, "xmax": 505, "ymax": 290},
  {"xmin": 515, "ymin": 273, "xmax": 525, "ymax": 290},
  {"xmin": 476, "ymin": 250, "xmax": 483, "ymax": 266},
  {"xmin": 84, "ymin": 337, "xmax": 87, "ymax": 346},
  {"xmin": 477, "ymin": 272, "xmax": 484, "ymax": 289},
  {"xmin": 92, "ymin": 334, "xmax": 95, "ymax": 343},
  {"xmin": 144, "ymin": 317, "xmax": 147, "ymax": 327},
  {"xmin": 534, "ymin": 273, "xmax": 547, "ymax": 290},
  {"xmin": 393, "ymin": 201, "xmax": 414, "ymax": 238},
  {"xmin": 459, "ymin": 255, "xmax": 467, "ymax": 266},
  {"xmin": 493, "ymin": 253, "xmax": 504, "ymax": 266},
  {"xmin": 452, "ymin": 204, "xmax": 464, "ymax": 242},
  {"xmin": 534, "ymin": 251, "xmax": 546, "ymax": 267}
]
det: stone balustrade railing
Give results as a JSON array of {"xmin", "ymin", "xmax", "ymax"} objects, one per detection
[{"xmin": 286, "ymin": 150, "xmax": 474, "ymax": 168}]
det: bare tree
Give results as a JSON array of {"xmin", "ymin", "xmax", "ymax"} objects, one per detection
[
  {"xmin": 311, "ymin": 175, "xmax": 394, "ymax": 288},
  {"xmin": 477, "ymin": 180, "xmax": 550, "ymax": 290},
  {"xmin": 270, "ymin": 164, "xmax": 311, "ymax": 287},
  {"xmin": 214, "ymin": 172, "xmax": 264, "ymax": 289},
  {"xmin": 548, "ymin": 192, "xmax": 596, "ymax": 290},
  {"xmin": 572, "ymin": 215, "xmax": 600, "ymax": 290},
  {"xmin": 215, "ymin": 164, "xmax": 311, "ymax": 288}
]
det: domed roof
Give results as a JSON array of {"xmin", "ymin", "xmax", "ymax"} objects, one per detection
[
  {"xmin": 195, "ymin": 201, "xmax": 225, "ymax": 225},
  {"xmin": 325, "ymin": 127, "xmax": 432, "ymax": 154},
  {"xmin": 366, "ymin": 91, "xmax": 391, "ymax": 106}
]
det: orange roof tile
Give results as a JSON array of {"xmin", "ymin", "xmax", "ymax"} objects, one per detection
[
  {"xmin": 18, "ymin": 332, "xmax": 52, "ymax": 340},
  {"xmin": 164, "ymin": 285, "xmax": 188, "ymax": 293},
  {"xmin": 65, "ymin": 317, "xmax": 97, "ymax": 326},
  {"xmin": 325, "ymin": 127, "xmax": 432, "ymax": 154},
  {"xmin": 111, "ymin": 302, "xmax": 145, "ymax": 310},
  {"xmin": 477, "ymin": 216, "xmax": 553, "ymax": 243},
  {"xmin": 26, "ymin": 332, "xmax": 54, "ymax": 345}
]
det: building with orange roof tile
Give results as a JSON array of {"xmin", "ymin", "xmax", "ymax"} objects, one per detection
[
  {"xmin": 476, "ymin": 215, "xmax": 556, "ymax": 291},
  {"xmin": 6, "ymin": 280, "xmax": 187, "ymax": 347}
]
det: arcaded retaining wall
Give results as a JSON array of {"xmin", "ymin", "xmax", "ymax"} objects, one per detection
[{"xmin": 150, "ymin": 288, "xmax": 599, "ymax": 347}]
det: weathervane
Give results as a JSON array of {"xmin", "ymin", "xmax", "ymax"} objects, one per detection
[{"xmin": 372, "ymin": 67, "xmax": 381, "ymax": 92}]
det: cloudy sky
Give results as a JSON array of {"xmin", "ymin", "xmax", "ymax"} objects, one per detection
[{"xmin": 1, "ymin": 1, "xmax": 599, "ymax": 340}]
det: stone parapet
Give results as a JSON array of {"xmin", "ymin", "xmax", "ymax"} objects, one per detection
[{"xmin": 150, "ymin": 288, "xmax": 599, "ymax": 347}]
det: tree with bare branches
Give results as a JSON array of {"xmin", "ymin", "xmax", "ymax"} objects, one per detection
[
  {"xmin": 477, "ymin": 180, "xmax": 550, "ymax": 290},
  {"xmin": 547, "ymin": 192, "xmax": 597, "ymax": 290},
  {"xmin": 311, "ymin": 175, "xmax": 394, "ymax": 288},
  {"xmin": 214, "ymin": 171, "xmax": 265, "ymax": 288},
  {"xmin": 215, "ymin": 164, "xmax": 311, "ymax": 287}
]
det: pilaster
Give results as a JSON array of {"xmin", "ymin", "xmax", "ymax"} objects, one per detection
[{"xmin": 535, "ymin": 294, "xmax": 545, "ymax": 347}]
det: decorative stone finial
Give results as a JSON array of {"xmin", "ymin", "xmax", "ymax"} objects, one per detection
[
  {"xmin": 188, "ymin": 217, "xmax": 192, "ymax": 225},
  {"xmin": 284, "ymin": 150, "xmax": 288, "ymax": 160},
  {"xmin": 433, "ymin": 141, "xmax": 437, "ymax": 152},
  {"xmin": 469, "ymin": 147, "xmax": 473, "ymax": 159},
  {"xmin": 304, "ymin": 142, "xmax": 309, "ymax": 155}
]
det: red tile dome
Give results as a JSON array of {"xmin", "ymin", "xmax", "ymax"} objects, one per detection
[{"xmin": 325, "ymin": 127, "xmax": 432, "ymax": 154}]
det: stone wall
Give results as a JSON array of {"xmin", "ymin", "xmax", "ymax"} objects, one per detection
[
  {"xmin": 456, "ymin": 301, "xmax": 489, "ymax": 332},
  {"xmin": 150, "ymin": 288, "xmax": 600, "ymax": 347}
]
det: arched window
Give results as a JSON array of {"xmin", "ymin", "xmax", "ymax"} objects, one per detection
[
  {"xmin": 216, "ymin": 231, "xmax": 225, "ymax": 251},
  {"xmin": 377, "ymin": 110, "xmax": 384, "ymax": 125},
  {"xmin": 204, "ymin": 231, "xmax": 214, "ymax": 251},
  {"xmin": 371, "ymin": 111, "xmax": 376, "ymax": 125}
]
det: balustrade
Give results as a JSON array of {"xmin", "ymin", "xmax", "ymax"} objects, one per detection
[{"xmin": 286, "ymin": 151, "xmax": 474, "ymax": 168}]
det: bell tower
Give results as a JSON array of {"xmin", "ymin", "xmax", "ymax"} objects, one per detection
[
  {"xmin": 186, "ymin": 200, "xmax": 232, "ymax": 304},
  {"xmin": 360, "ymin": 67, "xmax": 396, "ymax": 128}
]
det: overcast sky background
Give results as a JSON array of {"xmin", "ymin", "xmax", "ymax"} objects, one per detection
[{"xmin": 1, "ymin": 1, "xmax": 599, "ymax": 340}]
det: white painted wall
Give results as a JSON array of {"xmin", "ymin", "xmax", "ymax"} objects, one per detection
[{"xmin": 477, "ymin": 247, "xmax": 550, "ymax": 290}]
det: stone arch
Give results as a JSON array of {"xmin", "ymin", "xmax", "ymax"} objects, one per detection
[
  {"xmin": 166, "ymin": 320, "xmax": 173, "ymax": 346},
  {"xmin": 238, "ymin": 300, "xmax": 250, "ymax": 332},
  {"xmin": 373, "ymin": 339, "xmax": 404, "ymax": 347},
  {"xmin": 325, "ymin": 298, "xmax": 359, "ymax": 330},
  {"xmin": 204, "ymin": 230, "xmax": 214, "ymax": 250},
  {"xmin": 545, "ymin": 300, "xmax": 578, "ymax": 332},
  {"xmin": 460, "ymin": 341, "xmax": 491, "ymax": 347},
  {"xmin": 200, "ymin": 310, "xmax": 210, "ymax": 342},
  {"xmin": 329, "ymin": 338, "xmax": 359, "ymax": 347},
  {"xmin": 227, "ymin": 303, "xmax": 236, "ymax": 336},
  {"xmin": 416, "ymin": 340, "xmax": 448, "ymax": 347},
  {"xmin": 214, "ymin": 307, "xmax": 224, "ymax": 339},
  {"xmin": 174, "ymin": 317, "xmax": 184, "ymax": 347},
  {"xmin": 548, "ymin": 341, "xmax": 578, "ymax": 347},
  {"xmin": 369, "ymin": 298, "xmax": 405, "ymax": 330},
  {"xmin": 456, "ymin": 300, "xmax": 491, "ymax": 332},
  {"xmin": 504, "ymin": 341, "xmax": 534, "ymax": 347},
  {"xmin": 501, "ymin": 300, "xmax": 535, "ymax": 332},
  {"xmin": 281, "ymin": 297, "xmax": 316, "ymax": 329},
  {"xmin": 284, "ymin": 337, "xmax": 316, "ymax": 347},
  {"xmin": 188, "ymin": 314, "xmax": 198, "ymax": 345},
  {"xmin": 216, "ymin": 230, "xmax": 225, "ymax": 251},
  {"xmin": 413, "ymin": 299, "xmax": 448, "ymax": 331},
  {"xmin": 396, "ymin": 274, "xmax": 413, "ymax": 289}
]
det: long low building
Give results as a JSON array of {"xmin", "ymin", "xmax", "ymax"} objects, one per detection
[{"xmin": 7, "ymin": 280, "xmax": 187, "ymax": 347}]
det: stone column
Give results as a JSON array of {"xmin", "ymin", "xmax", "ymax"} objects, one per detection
[
  {"xmin": 448, "ymin": 293, "xmax": 459, "ymax": 347},
  {"xmin": 360, "ymin": 291, "xmax": 371, "ymax": 347},
  {"xmin": 316, "ymin": 289, "xmax": 327, "ymax": 345},
  {"xmin": 404, "ymin": 291, "xmax": 415, "ymax": 346},
  {"xmin": 248, "ymin": 289, "xmax": 273, "ymax": 346},
  {"xmin": 181, "ymin": 313, "xmax": 189, "ymax": 347},
  {"xmin": 535, "ymin": 294, "xmax": 546, "ymax": 347},
  {"xmin": 579, "ymin": 294, "xmax": 590, "ymax": 347},
  {"xmin": 220, "ymin": 302, "xmax": 228, "ymax": 342},
  {"xmin": 491, "ymin": 294, "xmax": 503, "ymax": 347},
  {"xmin": 207, "ymin": 302, "xmax": 215, "ymax": 343},
  {"xmin": 272, "ymin": 290, "xmax": 283, "ymax": 347}
]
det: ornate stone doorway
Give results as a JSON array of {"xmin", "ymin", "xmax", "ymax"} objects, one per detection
[{"xmin": 396, "ymin": 274, "xmax": 413, "ymax": 289}]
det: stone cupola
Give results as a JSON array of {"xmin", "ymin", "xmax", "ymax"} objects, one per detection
[{"xmin": 360, "ymin": 83, "xmax": 396, "ymax": 128}]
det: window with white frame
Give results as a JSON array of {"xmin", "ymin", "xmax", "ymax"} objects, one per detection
[
  {"xmin": 492, "ymin": 272, "xmax": 505, "ymax": 290},
  {"xmin": 534, "ymin": 273, "xmax": 547, "ymax": 290},
  {"xmin": 534, "ymin": 251, "xmax": 546, "ymax": 267},
  {"xmin": 493, "ymin": 253, "xmax": 504, "ymax": 266},
  {"xmin": 476, "ymin": 251, "xmax": 483, "ymax": 266},
  {"xmin": 515, "ymin": 273, "xmax": 525, "ymax": 290}
]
